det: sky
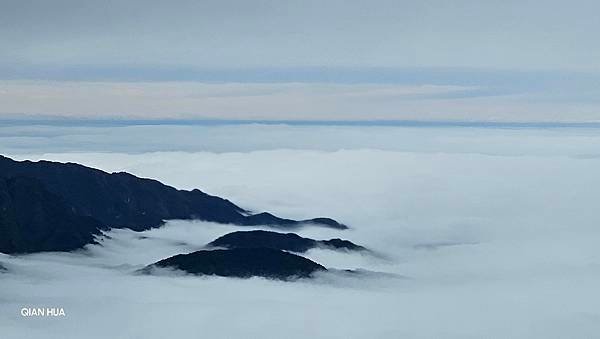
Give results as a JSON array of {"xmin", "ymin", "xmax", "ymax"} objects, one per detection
[
  {"xmin": 0, "ymin": 0, "xmax": 599, "ymax": 121},
  {"xmin": 2, "ymin": 3, "xmax": 599, "ymax": 335}
]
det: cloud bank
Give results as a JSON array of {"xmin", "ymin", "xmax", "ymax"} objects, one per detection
[{"xmin": 1, "ymin": 125, "xmax": 600, "ymax": 338}]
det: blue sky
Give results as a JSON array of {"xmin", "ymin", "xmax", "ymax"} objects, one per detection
[{"xmin": 0, "ymin": 0, "xmax": 599, "ymax": 121}]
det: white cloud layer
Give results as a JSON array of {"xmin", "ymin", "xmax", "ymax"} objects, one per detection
[{"xmin": 1, "ymin": 125, "xmax": 600, "ymax": 338}]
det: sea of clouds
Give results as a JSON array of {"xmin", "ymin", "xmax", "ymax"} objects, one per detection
[{"xmin": 1, "ymin": 124, "xmax": 600, "ymax": 338}]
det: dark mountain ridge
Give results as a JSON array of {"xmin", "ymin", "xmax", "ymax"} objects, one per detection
[
  {"xmin": 208, "ymin": 230, "xmax": 367, "ymax": 253},
  {"xmin": 0, "ymin": 155, "xmax": 346, "ymax": 254},
  {"xmin": 143, "ymin": 248, "xmax": 326, "ymax": 280},
  {"xmin": 0, "ymin": 176, "xmax": 103, "ymax": 253}
]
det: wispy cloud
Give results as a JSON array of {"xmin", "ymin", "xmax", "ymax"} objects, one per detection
[
  {"xmin": 0, "ymin": 80, "xmax": 481, "ymax": 120},
  {"xmin": 2, "ymin": 78, "xmax": 599, "ymax": 122}
]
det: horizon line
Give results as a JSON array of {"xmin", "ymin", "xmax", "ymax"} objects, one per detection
[{"xmin": 2, "ymin": 118, "xmax": 600, "ymax": 129}]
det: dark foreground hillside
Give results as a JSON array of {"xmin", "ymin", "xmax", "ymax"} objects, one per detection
[{"xmin": 0, "ymin": 155, "xmax": 346, "ymax": 254}]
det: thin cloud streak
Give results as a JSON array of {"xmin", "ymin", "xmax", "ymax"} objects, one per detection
[{"xmin": 1, "ymin": 80, "xmax": 600, "ymax": 122}]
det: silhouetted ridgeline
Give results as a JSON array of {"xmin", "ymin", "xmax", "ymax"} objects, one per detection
[
  {"xmin": 0, "ymin": 155, "xmax": 346, "ymax": 254},
  {"xmin": 0, "ymin": 176, "xmax": 103, "ymax": 253},
  {"xmin": 209, "ymin": 230, "xmax": 366, "ymax": 253},
  {"xmin": 144, "ymin": 248, "xmax": 326, "ymax": 280}
]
